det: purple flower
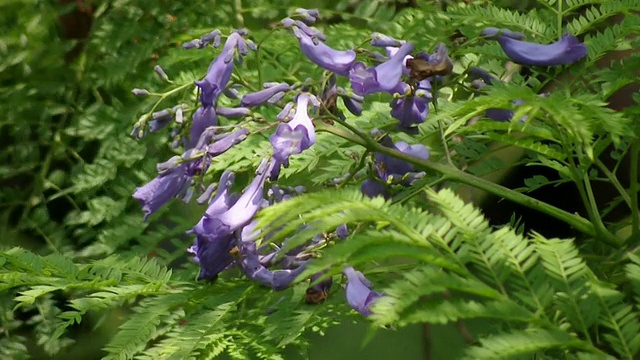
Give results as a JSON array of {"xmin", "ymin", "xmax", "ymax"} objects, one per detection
[
  {"xmin": 374, "ymin": 136, "xmax": 429, "ymax": 184},
  {"xmin": 390, "ymin": 80, "xmax": 432, "ymax": 129},
  {"xmin": 215, "ymin": 106, "xmax": 251, "ymax": 118},
  {"xmin": 187, "ymin": 106, "xmax": 217, "ymax": 149},
  {"xmin": 237, "ymin": 243, "xmax": 307, "ymax": 291},
  {"xmin": 468, "ymin": 67, "xmax": 499, "ymax": 86},
  {"xmin": 349, "ymin": 42, "xmax": 414, "ymax": 95},
  {"xmin": 191, "ymin": 170, "xmax": 236, "ymax": 235},
  {"xmin": 336, "ymin": 224, "xmax": 349, "ymax": 240},
  {"xmin": 361, "ymin": 178, "xmax": 388, "ymax": 199},
  {"xmin": 343, "ymin": 267, "xmax": 383, "ymax": 317},
  {"xmin": 195, "ymin": 33, "xmax": 243, "ymax": 107},
  {"xmin": 190, "ymin": 159, "xmax": 273, "ymax": 280},
  {"xmin": 241, "ymin": 83, "xmax": 291, "ymax": 107},
  {"xmin": 292, "ymin": 26, "xmax": 356, "ymax": 76},
  {"xmin": 269, "ymin": 93, "xmax": 317, "ymax": 166},
  {"xmin": 131, "ymin": 88, "xmax": 149, "ymax": 96},
  {"xmin": 483, "ymin": 28, "xmax": 587, "ymax": 66},
  {"xmin": 132, "ymin": 163, "xmax": 190, "ymax": 221},
  {"xmin": 371, "ymin": 32, "xmax": 405, "ymax": 48},
  {"xmin": 295, "ymin": 8, "xmax": 320, "ymax": 23}
]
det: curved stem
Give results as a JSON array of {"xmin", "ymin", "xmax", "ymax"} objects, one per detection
[{"xmin": 316, "ymin": 122, "xmax": 623, "ymax": 247}]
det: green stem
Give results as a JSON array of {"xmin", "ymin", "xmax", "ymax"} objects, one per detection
[
  {"xmin": 594, "ymin": 158, "xmax": 632, "ymax": 208},
  {"xmin": 630, "ymin": 141, "xmax": 639, "ymax": 242},
  {"xmin": 316, "ymin": 122, "xmax": 623, "ymax": 247},
  {"xmin": 557, "ymin": 0, "xmax": 563, "ymax": 39}
]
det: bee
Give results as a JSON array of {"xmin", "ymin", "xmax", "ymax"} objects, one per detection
[
  {"xmin": 305, "ymin": 287, "xmax": 329, "ymax": 304},
  {"xmin": 406, "ymin": 56, "xmax": 453, "ymax": 83}
]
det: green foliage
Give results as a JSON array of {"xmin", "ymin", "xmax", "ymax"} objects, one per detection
[{"xmin": 1, "ymin": 0, "xmax": 640, "ymax": 359}]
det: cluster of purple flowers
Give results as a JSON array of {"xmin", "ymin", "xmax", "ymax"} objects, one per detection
[{"xmin": 130, "ymin": 9, "xmax": 587, "ymax": 318}]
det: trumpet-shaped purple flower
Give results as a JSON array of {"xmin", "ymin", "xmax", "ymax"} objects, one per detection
[
  {"xmin": 238, "ymin": 243, "xmax": 307, "ymax": 291},
  {"xmin": 292, "ymin": 26, "xmax": 356, "ymax": 76},
  {"xmin": 190, "ymin": 159, "xmax": 273, "ymax": 280},
  {"xmin": 483, "ymin": 28, "xmax": 587, "ymax": 66},
  {"xmin": 241, "ymin": 83, "xmax": 291, "ymax": 107},
  {"xmin": 187, "ymin": 106, "xmax": 217, "ymax": 149},
  {"xmin": 215, "ymin": 106, "xmax": 251, "ymax": 119},
  {"xmin": 374, "ymin": 136, "xmax": 430, "ymax": 184},
  {"xmin": 196, "ymin": 32, "xmax": 243, "ymax": 107},
  {"xmin": 343, "ymin": 267, "xmax": 383, "ymax": 317},
  {"xmin": 390, "ymin": 80, "xmax": 432, "ymax": 130},
  {"xmin": 349, "ymin": 42, "xmax": 414, "ymax": 95},
  {"xmin": 270, "ymin": 93, "xmax": 317, "ymax": 167},
  {"xmin": 132, "ymin": 163, "xmax": 190, "ymax": 221}
]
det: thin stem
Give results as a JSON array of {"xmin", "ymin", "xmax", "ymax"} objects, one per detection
[
  {"xmin": 630, "ymin": 141, "xmax": 639, "ymax": 242},
  {"xmin": 594, "ymin": 158, "xmax": 632, "ymax": 208},
  {"xmin": 316, "ymin": 122, "xmax": 623, "ymax": 247},
  {"xmin": 557, "ymin": 0, "xmax": 563, "ymax": 39}
]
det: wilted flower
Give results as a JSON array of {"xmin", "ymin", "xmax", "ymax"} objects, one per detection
[
  {"xmin": 343, "ymin": 267, "xmax": 383, "ymax": 316},
  {"xmin": 349, "ymin": 42, "xmax": 414, "ymax": 95},
  {"xmin": 483, "ymin": 28, "xmax": 587, "ymax": 66}
]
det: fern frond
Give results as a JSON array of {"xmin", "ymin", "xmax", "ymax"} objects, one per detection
[{"xmin": 567, "ymin": 0, "xmax": 640, "ymax": 35}]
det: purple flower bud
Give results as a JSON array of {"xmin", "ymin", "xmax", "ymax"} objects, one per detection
[
  {"xmin": 343, "ymin": 267, "xmax": 383, "ymax": 317},
  {"xmin": 204, "ymin": 128, "xmax": 249, "ymax": 156},
  {"xmin": 241, "ymin": 83, "xmax": 291, "ymax": 107},
  {"xmin": 482, "ymin": 27, "xmax": 525, "ymax": 40},
  {"xmin": 132, "ymin": 88, "xmax": 150, "ymax": 96},
  {"xmin": 133, "ymin": 163, "xmax": 190, "ymax": 220},
  {"xmin": 371, "ymin": 33, "xmax": 404, "ymax": 48},
  {"xmin": 223, "ymin": 87, "xmax": 240, "ymax": 99},
  {"xmin": 183, "ymin": 39, "xmax": 202, "ymax": 49},
  {"xmin": 342, "ymin": 96, "xmax": 363, "ymax": 116},
  {"xmin": 191, "ymin": 170, "xmax": 236, "ymax": 235},
  {"xmin": 295, "ymin": 8, "xmax": 319, "ymax": 23},
  {"xmin": 282, "ymin": 17, "xmax": 295, "ymax": 27},
  {"xmin": 292, "ymin": 27, "xmax": 356, "ymax": 76},
  {"xmin": 483, "ymin": 28, "xmax": 587, "ymax": 66},
  {"xmin": 157, "ymin": 156, "xmax": 182, "ymax": 175},
  {"xmin": 468, "ymin": 67, "xmax": 499, "ymax": 86},
  {"xmin": 131, "ymin": 124, "xmax": 146, "ymax": 140},
  {"xmin": 201, "ymin": 29, "xmax": 221, "ymax": 43},
  {"xmin": 294, "ymin": 20, "xmax": 326, "ymax": 41},
  {"xmin": 336, "ymin": 224, "xmax": 349, "ymax": 239},
  {"xmin": 149, "ymin": 108, "xmax": 174, "ymax": 133},
  {"xmin": 154, "ymin": 65, "xmax": 169, "ymax": 81},
  {"xmin": 277, "ymin": 102, "xmax": 295, "ymax": 122},
  {"xmin": 196, "ymin": 183, "xmax": 217, "ymax": 204},
  {"xmin": 349, "ymin": 42, "xmax": 414, "ymax": 95},
  {"xmin": 216, "ymin": 106, "xmax": 251, "ymax": 118}
]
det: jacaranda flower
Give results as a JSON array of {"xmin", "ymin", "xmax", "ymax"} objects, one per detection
[
  {"xmin": 343, "ymin": 267, "xmax": 383, "ymax": 317},
  {"xmin": 390, "ymin": 80, "xmax": 432, "ymax": 130},
  {"xmin": 132, "ymin": 163, "xmax": 190, "ymax": 221},
  {"xmin": 361, "ymin": 178, "xmax": 388, "ymax": 199},
  {"xmin": 187, "ymin": 106, "xmax": 217, "ymax": 149},
  {"xmin": 190, "ymin": 159, "xmax": 273, "ymax": 280},
  {"xmin": 237, "ymin": 242, "xmax": 307, "ymax": 291},
  {"xmin": 270, "ymin": 93, "xmax": 317, "ymax": 168},
  {"xmin": 374, "ymin": 136, "xmax": 429, "ymax": 184},
  {"xmin": 241, "ymin": 83, "xmax": 291, "ymax": 107},
  {"xmin": 349, "ymin": 42, "xmax": 414, "ymax": 95},
  {"xmin": 483, "ymin": 28, "xmax": 587, "ymax": 66},
  {"xmin": 195, "ymin": 32, "xmax": 243, "ymax": 107},
  {"xmin": 291, "ymin": 26, "xmax": 356, "ymax": 76}
]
